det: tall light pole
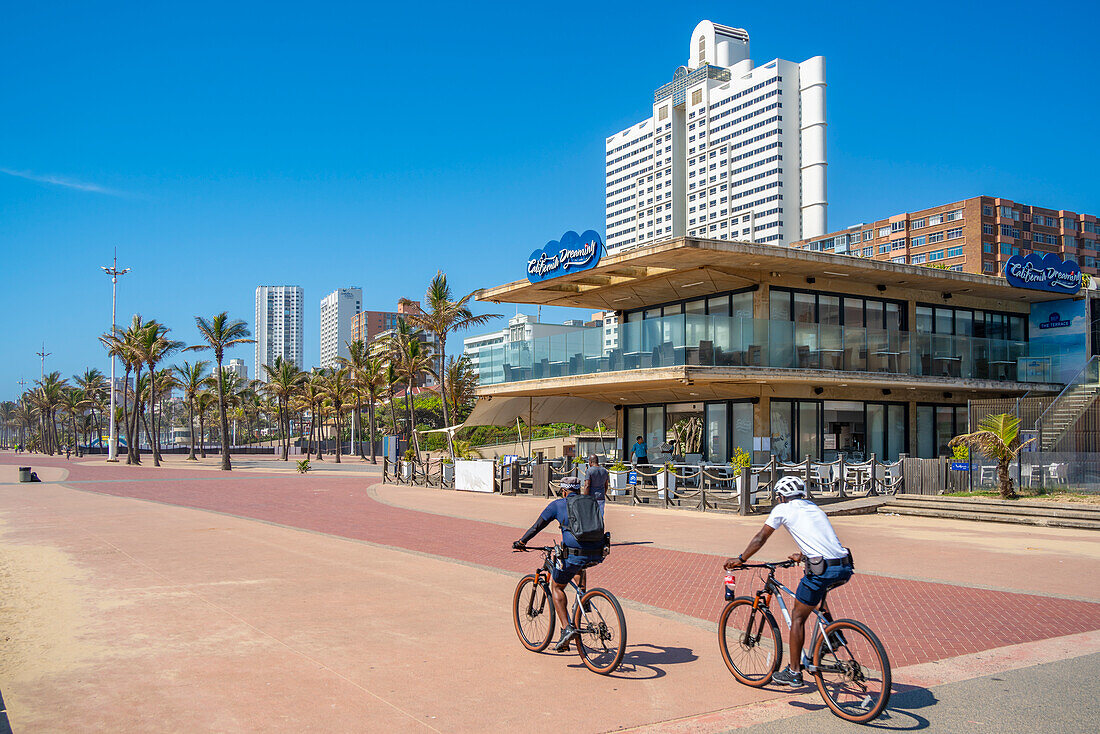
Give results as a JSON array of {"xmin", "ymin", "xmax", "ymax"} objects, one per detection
[
  {"xmin": 35, "ymin": 343, "xmax": 51, "ymax": 379},
  {"xmin": 101, "ymin": 251, "xmax": 130, "ymax": 462}
]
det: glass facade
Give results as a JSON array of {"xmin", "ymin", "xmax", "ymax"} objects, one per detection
[
  {"xmin": 625, "ymin": 400, "xmax": 754, "ymax": 463},
  {"xmin": 916, "ymin": 404, "xmax": 968, "ymax": 458}
]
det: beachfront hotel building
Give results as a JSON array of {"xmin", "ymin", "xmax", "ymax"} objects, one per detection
[
  {"xmin": 471, "ymin": 236, "xmax": 1088, "ymax": 463},
  {"xmin": 319, "ymin": 287, "xmax": 362, "ymax": 368},
  {"xmin": 254, "ymin": 285, "xmax": 304, "ymax": 380},
  {"xmin": 790, "ymin": 196, "xmax": 1100, "ymax": 278},
  {"xmin": 605, "ymin": 20, "xmax": 827, "ymax": 254}
]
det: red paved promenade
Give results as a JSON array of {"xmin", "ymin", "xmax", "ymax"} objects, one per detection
[{"xmin": 7, "ymin": 455, "xmax": 1100, "ymax": 669}]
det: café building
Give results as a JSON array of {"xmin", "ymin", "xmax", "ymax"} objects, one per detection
[{"xmin": 470, "ymin": 235, "xmax": 1085, "ymax": 463}]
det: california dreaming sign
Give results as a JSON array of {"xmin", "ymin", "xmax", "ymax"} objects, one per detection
[
  {"xmin": 1004, "ymin": 252, "xmax": 1081, "ymax": 294},
  {"xmin": 527, "ymin": 230, "xmax": 603, "ymax": 283}
]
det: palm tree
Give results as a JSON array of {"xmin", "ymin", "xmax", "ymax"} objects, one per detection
[
  {"xmin": 195, "ymin": 389, "xmax": 216, "ymax": 458},
  {"xmin": 359, "ymin": 356, "xmax": 386, "ymax": 463},
  {"xmin": 74, "ymin": 369, "xmax": 107, "ymax": 449},
  {"xmin": 443, "ymin": 355, "xmax": 478, "ymax": 423},
  {"xmin": 949, "ymin": 413, "xmax": 1036, "ymax": 499},
  {"xmin": 400, "ymin": 272, "xmax": 498, "ymax": 458},
  {"xmin": 399, "ymin": 336, "xmax": 437, "ymax": 461},
  {"xmin": 133, "ymin": 320, "xmax": 184, "ymax": 467},
  {"xmin": 35, "ymin": 372, "xmax": 69, "ymax": 455},
  {"xmin": 322, "ymin": 368, "xmax": 352, "ymax": 463},
  {"xmin": 261, "ymin": 356, "xmax": 305, "ymax": 460},
  {"xmin": 59, "ymin": 387, "xmax": 90, "ymax": 455},
  {"xmin": 175, "ymin": 360, "xmax": 210, "ymax": 460},
  {"xmin": 299, "ymin": 373, "xmax": 326, "ymax": 458},
  {"xmin": 187, "ymin": 313, "xmax": 255, "ymax": 471},
  {"xmin": 337, "ymin": 339, "xmax": 370, "ymax": 459}
]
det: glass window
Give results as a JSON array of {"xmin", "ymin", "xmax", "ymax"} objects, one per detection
[
  {"xmin": 866, "ymin": 300, "xmax": 884, "ymax": 330},
  {"xmin": 934, "ymin": 406, "xmax": 955, "ymax": 456},
  {"xmin": 916, "ymin": 405, "xmax": 935, "ymax": 458},
  {"xmin": 799, "ymin": 401, "xmax": 821, "ymax": 461},
  {"xmin": 770, "ymin": 401, "xmax": 794, "ymax": 462},
  {"xmin": 646, "ymin": 407, "xmax": 664, "ymax": 457},
  {"xmin": 707, "ymin": 295, "xmax": 730, "ymax": 316},
  {"xmin": 793, "ymin": 292, "xmax": 815, "ymax": 324},
  {"xmin": 843, "ymin": 297, "xmax": 864, "ymax": 328},
  {"xmin": 915, "ymin": 306, "xmax": 934, "ymax": 333},
  {"xmin": 770, "ymin": 290, "xmax": 791, "ymax": 321},
  {"xmin": 732, "ymin": 402, "xmax": 753, "ymax": 459},
  {"xmin": 705, "ymin": 403, "xmax": 728, "ymax": 463},
  {"xmin": 819, "ymin": 295, "xmax": 840, "ymax": 325},
  {"xmin": 731, "ymin": 291, "xmax": 753, "ymax": 318},
  {"xmin": 867, "ymin": 403, "xmax": 884, "ymax": 462},
  {"xmin": 934, "ymin": 307, "xmax": 953, "ymax": 335},
  {"xmin": 626, "ymin": 408, "xmax": 645, "ymax": 461}
]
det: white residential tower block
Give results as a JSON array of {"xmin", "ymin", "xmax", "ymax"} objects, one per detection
[{"xmin": 605, "ymin": 20, "xmax": 826, "ymax": 252}]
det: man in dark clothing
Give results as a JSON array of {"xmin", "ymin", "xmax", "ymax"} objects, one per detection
[
  {"xmin": 582, "ymin": 454, "xmax": 610, "ymax": 514},
  {"xmin": 512, "ymin": 482, "xmax": 605, "ymax": 651}
]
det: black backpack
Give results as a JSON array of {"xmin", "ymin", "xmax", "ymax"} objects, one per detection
[{"xmin": 565, "ymin": 493, "xmax": 605, "ymax": 545}]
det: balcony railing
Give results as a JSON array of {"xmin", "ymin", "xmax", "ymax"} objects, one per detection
[{"xmin": 477, "ymin": 314, "xmax": 1056, "ymax": 386}]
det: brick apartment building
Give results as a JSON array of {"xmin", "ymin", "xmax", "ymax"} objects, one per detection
[
  {"xmin": 790, "ymin": 195, "xmax": 1099, "ymax": 278},
  {"xmin": 350, "ymin": 300, "xmax": 423, "ymax": 345}
]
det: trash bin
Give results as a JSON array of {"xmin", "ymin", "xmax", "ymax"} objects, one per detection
[{"xmin": 18, "ymin": 466, "xmax": 32, "ymax": 483}]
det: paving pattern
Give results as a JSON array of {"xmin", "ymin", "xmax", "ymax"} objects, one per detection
[{"xmin": 6, "ymin": 455, "xmax": 1100, "ymax": 669}]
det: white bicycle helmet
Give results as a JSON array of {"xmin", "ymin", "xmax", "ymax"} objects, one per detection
[{"xmin": 774, "ymin": 475, "xmax": 806, "ymax": 498}]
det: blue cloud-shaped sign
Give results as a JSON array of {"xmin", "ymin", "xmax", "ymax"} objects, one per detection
[
  {"xmin": 527, "ymin": 230, "xmax": 603, "ymax": 283},
  {"xmin": 1004, "ymin": 252, "xmax": 1081, "ymax": 294}
]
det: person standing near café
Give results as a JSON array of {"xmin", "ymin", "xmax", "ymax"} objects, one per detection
[
  {"xmin": 581, "ymin": 454, "xmax": 610, "ymax": 516},
  {"xmin": 630, "ymin": 436, "xmax": 648, "ymax": 465}
]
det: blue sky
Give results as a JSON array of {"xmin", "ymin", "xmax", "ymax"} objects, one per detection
[{"xmin": 2, "ymin": 0, "xmax": 1098, "ymax": 400}]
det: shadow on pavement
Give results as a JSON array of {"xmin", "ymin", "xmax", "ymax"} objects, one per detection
[
  {"xmin": 565, "ymin": 643, "xmax": 699, "ymax": 680},
  {"xmin": 781, "ymin": 680, "xmax": 935, "ymax": 730}
]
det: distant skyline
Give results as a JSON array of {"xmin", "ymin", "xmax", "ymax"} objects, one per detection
[{"xmin": 3, "ymin": 1, "xmax": 1099, "ymax": 400}]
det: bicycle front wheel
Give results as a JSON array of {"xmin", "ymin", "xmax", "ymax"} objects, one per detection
[
  {"xmin": 718, "ymin": 597, "xmax": 782, "ymax": 687},
  {"xmin": 512, "ymin": 574, "xmax": 555, "ymax": 652},
  {"xmin": 812, "ymin": 618, "xmax": 892, "ymax": 723},
  {"xmin": 573, "ymin": 588, "xmax": 627, "ymax": 674}
]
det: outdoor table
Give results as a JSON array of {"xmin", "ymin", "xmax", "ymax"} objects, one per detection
[
  {"xmin": 873, "ymin": 350, "xmax": 903, "ymax": 372},
  {"xmin": 933, "ymin": 355, "xmax": 962, "ymax": 376}
]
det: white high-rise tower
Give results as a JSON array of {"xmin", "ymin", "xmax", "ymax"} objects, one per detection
[
  {"xmin": 605, "ymin": 20, "xmax": 826, "ymax": 252},
  {"xmin": 254, "ymin": 285, "xmax": 304, "ymax": 380},
  {"xmin": 319, "ymin": 287, "xmax": 362, "ymax": 368}
]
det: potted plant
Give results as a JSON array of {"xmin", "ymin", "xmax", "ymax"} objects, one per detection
[
  {"xmin": 441, "ymin": 457, "xmax": 455, "ymax": 483},
  {"xmin": 608, "ymin": 460, "xmax": 629, "ymax": 494},
  {"xmin": 730, "ymin": 447, "xmax": 757, "ymax": 504},
  {"xmin": 658, "ymin": 461, "xmax": 677, "ymax": 498},
  {"xmin": 402, "ymin": 447, "xmax": 416, "ymax": 480}
]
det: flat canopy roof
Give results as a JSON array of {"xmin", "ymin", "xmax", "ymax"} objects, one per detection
[{"xmin": 477, "ymin": 237, "xmax": 1070, "ymax": 310}]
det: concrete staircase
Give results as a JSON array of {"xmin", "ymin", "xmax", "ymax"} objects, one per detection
[
  {"xmin": 878, "ymin": 494, "xmax": 1100, "ymax": 530},
  {"xmin": 1038, "ymin": 381, "xmax": 1100, "ymax": 451}
]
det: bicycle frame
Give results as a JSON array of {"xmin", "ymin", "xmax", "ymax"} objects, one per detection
[
  {"xmin": 526, "ymin": 546, "xmax": 595, "ymax": 628},
  {"xmin": 746, "ymin": 564, "xmax": 842, "ymax": 675}
]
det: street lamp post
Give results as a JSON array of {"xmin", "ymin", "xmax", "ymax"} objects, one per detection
[
  {"xmin": 35, "ymin": 343, "xmax": 51, "ymax": 379},
  {"xmin": 101, "ymin": 251, "xmax": 130, "ymax": 462}
]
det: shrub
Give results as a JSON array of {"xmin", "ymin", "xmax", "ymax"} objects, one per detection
[{"xmin": 296, "ymin": 459, "xmax": 311, "ymax": 474}]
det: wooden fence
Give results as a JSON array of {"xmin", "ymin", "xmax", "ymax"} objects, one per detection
[{"xmin": 900, "ymin": 457, "xmax": 971, "ymax": 495}]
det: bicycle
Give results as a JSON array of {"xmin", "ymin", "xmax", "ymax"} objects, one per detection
[
  {"xmin": 717, "ymin": 560, "xmax": 891, "ymax": 724},
  {"xmin": 511, "ymin": 544, "xmax": 627, "ymax": 674}
]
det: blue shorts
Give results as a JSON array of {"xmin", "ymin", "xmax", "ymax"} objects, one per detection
[
  {"xmin": 795, "ymin": 564, "xmax": 853, "ymax": 606},
  {"xmin": 551, "ymin": 553, "xmax": 602, "ymax": 584}
]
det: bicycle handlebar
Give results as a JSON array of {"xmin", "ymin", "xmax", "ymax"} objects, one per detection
[
  {"xmin": 512, "ymin": 545, "xmax": 556, "ymax": 553},
  {"xmin": 733, "ymin": 559, "xmax": 798, "ymax": 570}
]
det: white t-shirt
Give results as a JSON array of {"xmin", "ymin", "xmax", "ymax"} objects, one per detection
[{"xmin": 765, "ymin": 499, "xmax": 847, "ymax": 560}]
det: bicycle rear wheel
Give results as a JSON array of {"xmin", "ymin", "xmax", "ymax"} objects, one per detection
[
  {"xmin": 718, "ymin": 597, "xmax": 782, "ymax": 687},
  {"xmin": 812, "ymin": 618, "xmax": 891, "ymax": 723},
  {"xmin": 573, "ymin": 588, "xmax": 627, "ymax": 674},
  {"xmin": 512, "ymin": 574, "xmax": 555, "ymax": 652}
]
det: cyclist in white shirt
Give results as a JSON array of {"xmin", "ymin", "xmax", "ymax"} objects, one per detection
[{"xmin": 724, "ymin": 475, "xmax": 853, "ymax": 688}]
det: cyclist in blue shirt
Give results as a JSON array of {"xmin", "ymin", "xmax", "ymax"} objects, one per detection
[{"xmin": 513, "ymin": 480, "xmax": 605, "ymax": 651}]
